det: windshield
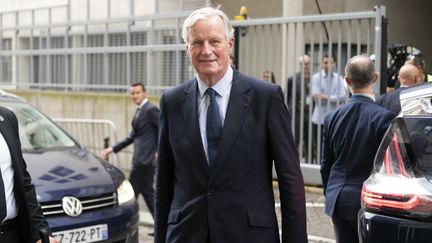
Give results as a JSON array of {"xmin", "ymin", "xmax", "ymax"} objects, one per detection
[{"xmin": 2, "ymin": 102, "xmax": 77, "ymax": 151}]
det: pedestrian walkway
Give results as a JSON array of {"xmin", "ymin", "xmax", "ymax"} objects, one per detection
[{"xmin": 137, "ymin": 185, "xmax": 336, "ymax": 243}]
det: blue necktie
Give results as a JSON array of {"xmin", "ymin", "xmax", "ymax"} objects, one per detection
[{"xmin": 206, "ymin": 88, "xmax": 222, "ymax": 169}]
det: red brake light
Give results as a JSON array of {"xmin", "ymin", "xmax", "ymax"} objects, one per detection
[
  {"xmin": 362, "ymin": 125, "xmax": 432, "ymax": 218},
  {"xmin": 383, "ymin": 132, "xmax": 411, "ymax": 178},
  {"xmin": 362, "ymin": 185, "xmax": 421, "ymax": 211}
]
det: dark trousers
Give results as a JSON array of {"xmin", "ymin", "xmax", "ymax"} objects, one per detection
[
  {"xmin": 130, "ymin": 165, "xmax": 155, "ymax": 218},
  {"xmin": 331, "ymin": 217, "xmax": 359, "ymax": 243},
  {"xmin": 312, "ymin": 123, "xmax": 323, "ymax": 163}
]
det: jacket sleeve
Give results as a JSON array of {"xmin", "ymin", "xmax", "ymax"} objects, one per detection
[
  {"xmin": 154, "ymin": 93, "xmax": 174, "ymax": 243},
  {"xmin": 269, "ymin": 86, "xmax": 308, "ymax": 243},
  {"xmin": 112, "ymin": 126, "xmax": 135, "ymax": 153},
  {"xmin": 320, "ymin": 116, "xmax": 335, "ymax": 195}
]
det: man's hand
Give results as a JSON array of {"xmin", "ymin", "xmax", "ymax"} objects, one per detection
[
  {"xmin": 35, "ymin": 236, "xmax": 59, "ymax": 243},
  {"xmin": 100, "ymin": 147, "xmax": 114, "ymax": 160}
]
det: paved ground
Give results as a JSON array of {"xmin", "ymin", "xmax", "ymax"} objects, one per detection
[{"xmin": 137, "ymin": 185, "xmax": 335, "ymax": 243}]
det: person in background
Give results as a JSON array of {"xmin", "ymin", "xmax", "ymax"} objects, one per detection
[
  {"xmin": 405, "ymin": 55, "xmax": 429, "ymax": 83},
  {"xmin": 154, "ymin": 6, "xmax": 307, "ymax": 243},
  {"xmin": 320, "ymin": 55, "xmax": 395, "ymax": 243},
  {"xmin": 311, "ymin": 55, "xmax": 349, "ymax": 126},
  {"xmin": 0, "ymin": 106, "xmax": 58, "ymax": 243},
  {"xmin": 101, "ymin": 83, "xmax": 159, "ymax": 221},
  {"xmin": 310, "ymin": 55, "xmax": 349, "ymax": 161},
  {"xmin": 262, "ymin": 70, "xmax": 276, "ymax": 83},
  {"xmin": 376, "ymin": 63, "xmax": 420, "ymax": 114},
  {"xmin": 286, "ymin": 54, "xmax": 311, "ymax": 150}
]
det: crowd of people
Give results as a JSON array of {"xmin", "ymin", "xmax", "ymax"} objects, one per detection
[{"xmin": 1, "ymin": 5, "xmax": 430, "ymax": 243}]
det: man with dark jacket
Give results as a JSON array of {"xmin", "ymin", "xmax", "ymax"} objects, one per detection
[
  {"xmin": 101, "ymin": 83, "xmax": 159, "ymax": 218},
  {"xmin": 321, "ymin": 55, "xmax": 395, "ymax": 243},
  {"xmin": 376, "ymin": 63, "xmax": 419, "ymax": 114},
  {"xmin": 155, "ymin": 7, "xmax": 307, "ymax": 243},
  {"xmin": 0, "ymin": 106, "xmax": 57, "ymax": 243}
]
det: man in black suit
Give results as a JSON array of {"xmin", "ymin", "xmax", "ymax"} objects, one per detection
[
  {"xmin": 101, "ymin": 83, "xmax": 159, "ymax": 218},
  {"xmin": 286, "ymin": 54, "xmax": 311, "ymax": 154},
  {"xmin": 155, "ymin": 7, "xmax": 307, "ymax": 243},
  {"xmin": 0, "ymin": 106, "xmax": 57, "ymax": 243},
  {"xmin": 376, "ymin": 63, "xmax": 419, "ymax": 114},
  {"xmin": 320, "ymin": 55, "xmax": 395, "ymax": 243}
]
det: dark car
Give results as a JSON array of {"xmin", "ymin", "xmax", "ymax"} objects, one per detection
[
  {"xmin": 359, "ymin": 83, "xmax": 432, "ymax": 243},
  {"xmin": 0, "ymin": 90, "xmax": 139, "ymax": 243}
]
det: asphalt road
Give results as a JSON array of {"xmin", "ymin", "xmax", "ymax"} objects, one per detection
[{"xmin": 137, "ymin": 185, "xmax": 335, "ymax": 243}]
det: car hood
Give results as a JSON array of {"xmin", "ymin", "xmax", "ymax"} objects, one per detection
[{"xmin": 24, "ymin": 148, "xmax": 121, "ymax": 203}]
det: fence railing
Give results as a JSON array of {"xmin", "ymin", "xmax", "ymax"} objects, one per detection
[
  {"xmin": 52, "ymin": 118, "xmax": 132, "ymax": 172},
  {"xmin": 3, "ymin": 6, "xmax": 387, "ymax": 181}
]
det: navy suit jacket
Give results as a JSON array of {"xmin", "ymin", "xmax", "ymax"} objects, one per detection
[
  {"xmin": 113, "ymin": 101, "xmax": 159, "ymax": 168},
  {"xmin": 375, "ymin": 87, "xmax": 407, "ymax": 114},
  {"xmin": 155, "ymin": 70, "xmax": 307, "ymax": 243},
  {"xmin": 320, "ymin": 95, "xmax": 395, "ymax": 221},
  {"xmin": 0, "ymin": 106, "xmax": 50, "ymax": 242}
]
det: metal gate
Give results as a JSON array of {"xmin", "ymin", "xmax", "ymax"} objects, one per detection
[{"xmin": 0, "ymin": 4, "xmax": 387, "ymax": 184}]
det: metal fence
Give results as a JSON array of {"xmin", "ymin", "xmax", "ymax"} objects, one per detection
[
  {"xmin": 52, "ymin": 118, "xmax": 129, "ymax": 170},
  {"xmin": 1, "ymin": 4, "xmax": 386, "ymax": 176}
]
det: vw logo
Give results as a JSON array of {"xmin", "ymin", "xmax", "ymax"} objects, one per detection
[{"xmin": 62, "ymin": 196, "xmax": 83, "ymax": 217}]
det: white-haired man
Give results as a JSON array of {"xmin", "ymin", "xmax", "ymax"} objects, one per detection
[{"xmin": 154, "ymin": 7, "xmax": 307, "ymax": 243}]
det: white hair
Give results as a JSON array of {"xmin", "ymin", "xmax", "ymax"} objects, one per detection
[{"xmin": 182, "ymin": 7, "xmax": 234, "ymax": 44}]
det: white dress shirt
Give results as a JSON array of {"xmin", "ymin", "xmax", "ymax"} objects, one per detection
[
  {"xmin": 0, "ymin": 132, "xmax": 17, "ymax": 222},
  {"xmin": 197, "ymin": 65, "xmax": 233, "ymax": 162}
]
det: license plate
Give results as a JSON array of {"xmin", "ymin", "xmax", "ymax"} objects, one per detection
[{"xmin": 52, "ymin": 224, "xmax": 108, "ymax": 243}]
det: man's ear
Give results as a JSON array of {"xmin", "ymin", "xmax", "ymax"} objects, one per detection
[
  {"xmin": 345, "ymin": 76, "xmax": 352, "ymax": 86},
  {"xmin": 186, "ymin": 44, "xmax": 191, "ymax": 58},
  {"xmin": 372, "ymin": 72, "xmax": 379, "ymax": 84}
]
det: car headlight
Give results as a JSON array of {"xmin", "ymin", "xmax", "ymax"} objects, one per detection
[{"xmin": 117, "ymin": 180, "xmax": 135, "ymax": 205}]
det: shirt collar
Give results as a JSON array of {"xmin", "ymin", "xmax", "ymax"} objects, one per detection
[
  {"xmin": 138, "ymin": 98, "xmax": 148, "ymax": 108},
  {"xmin": 197, "ymin": 65, "xmax": 233, "ymax": 98},
  {"xmin": 353, "ymin": 93, "xmax": 375, "ymax": 102}
]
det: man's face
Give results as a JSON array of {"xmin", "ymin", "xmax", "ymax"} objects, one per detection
[
  {"xmin": 186, "ymin": 16, "xmax": 233, "ymax": 86},
  {"xmin": 322, "ymin": 57, "xmax": 336, "ymax": 74},
  {"xmin": 301, "ymin": 59, "xmax": 311, "ymax": 74},
  {"xmin": 130, "ymin": 85, "xmax": 146, "ymax": 105}
]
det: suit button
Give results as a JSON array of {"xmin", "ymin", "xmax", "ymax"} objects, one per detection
[{"xmin": 208, "ymin": 189, "xmax": 214, "ymax": 196}]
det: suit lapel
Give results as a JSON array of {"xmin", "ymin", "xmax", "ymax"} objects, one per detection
[
  {"xmin": 211, "ymin": 72, "xmax": 252, "ymax": 177},
  {"xmin": 180, "ymin": 80, "xmax": 209, "ymax": 176}
]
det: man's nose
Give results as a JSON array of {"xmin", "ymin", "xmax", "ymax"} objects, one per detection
[{"xmin": 202, "ymin": 41, "xmax": 212, "ymax": 55}]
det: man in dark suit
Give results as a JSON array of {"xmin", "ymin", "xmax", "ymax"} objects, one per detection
[
  {"xmin": 376, "ymin": 63, "xmax": 419, "ymax": 114},
  {"xmin": 286, "ymin": 54, "xmax": 311, "ymax": 155},
  {"xmin": 0, "ymin": 106, "xmax": 57, "ymax": 243},
  {"xmin": 101, "ymin": 83, "xmax": 159, "ymax": 218},
  {"xmin": 154, "ymin": 7, "xmax": 307, "ymax": 243},
  {"xmin": 320, "ymin": 55, "xmax": 395, "ymax": 243}
]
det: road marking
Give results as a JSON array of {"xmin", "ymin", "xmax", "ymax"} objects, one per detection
[
  {"xmin": 307, "ymin": 235, "xmax": 336, "ymax": 243},
  {"xmin": 275, "ymin": 202, "xmax": 325, "ymax": 208}
]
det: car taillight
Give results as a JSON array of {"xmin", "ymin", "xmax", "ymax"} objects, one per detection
[{"xmin": 361, "ymin": 121, "xmax": 432, "ymax": 218}]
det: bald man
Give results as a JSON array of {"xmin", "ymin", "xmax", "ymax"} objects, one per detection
[{"xmin": 376, "ymin": 63, "xmax": 419, "ymax": 114}]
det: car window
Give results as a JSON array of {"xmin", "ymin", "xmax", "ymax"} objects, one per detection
[
  {"xmin": 404, "ymin": 117, "xmax": 432, "ymax": 176},
  {"xmin": 2, "ymin": 102, "xmax": 76, "ymax": 151}
]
